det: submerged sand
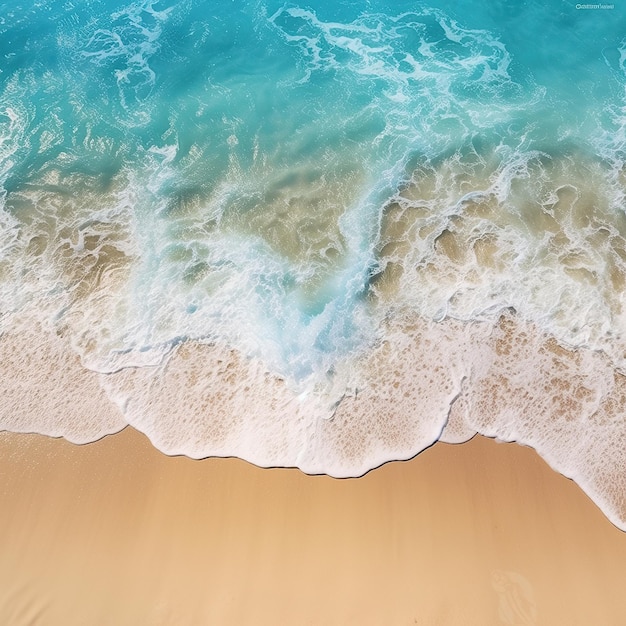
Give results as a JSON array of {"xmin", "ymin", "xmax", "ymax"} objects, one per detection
[{"xmin": 0, "ymin": 428, "xmax": 625, "ymax": 625}]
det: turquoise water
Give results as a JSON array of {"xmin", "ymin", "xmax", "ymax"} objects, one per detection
[{"xmin": 2, "ymin": 1, "xmax": 626, "ymax": 526}]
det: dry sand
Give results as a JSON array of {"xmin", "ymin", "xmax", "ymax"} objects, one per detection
[{"xmin": 0, "ymin": 428, "xmax": 625, "ymax": 625}]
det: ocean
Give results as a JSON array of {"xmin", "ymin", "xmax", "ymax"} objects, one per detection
[{"xmin": 1, "ymin": 0, "xmax": 626, "ymax": 528}]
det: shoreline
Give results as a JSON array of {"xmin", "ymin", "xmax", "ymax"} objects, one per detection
[
  {"xmin": 4, "ymin": 312, "xmax": 626, "ymax": 533},
  {"xmin": 1, "ymin": 427, "xmax": 625, "ymax": 624}
]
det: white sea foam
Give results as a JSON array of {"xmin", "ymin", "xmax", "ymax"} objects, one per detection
[
  {"xmin": 80, "ymin": 0, "xmax": 173, "ymax": 122},
  {"xmin": 372, "ymin": 146, "xmax": 626, "ymax": 373},
  {"xmin": 98, "ymin": 314, "xmax": 470, "ymax": 475},
  {"xmin": 450, "ymin": 313, "xmax": 626, "ymax": 531},
  {"xmin": 6, "ymin": 299, "xmax": 625, "ymax": 529},
  {"xmin": 0, "ymin": 317, "xmax": 125, "ymax": 442},
  {"xmin": 268, "ymin": 5, "xmax": 528, "ymax": 146}
]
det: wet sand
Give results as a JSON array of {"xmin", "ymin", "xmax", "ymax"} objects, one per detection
[{"xmin": 1, "ymin": 428, "xmax": 625, "ymax": 625}]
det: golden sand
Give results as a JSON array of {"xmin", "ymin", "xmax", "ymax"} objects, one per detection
[{"xmin": 1, "ymin": 428, "xmax": 625, "ymax": 625}]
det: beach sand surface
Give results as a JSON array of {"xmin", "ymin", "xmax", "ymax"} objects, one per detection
[{"xmin": 0, "ymin": 427, "xmax": 625, "ymax": 625}]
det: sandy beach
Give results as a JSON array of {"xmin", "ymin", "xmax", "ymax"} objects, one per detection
[{"xmin": 1, "ymin": 428, "xmax": 625, "ymax": 625}]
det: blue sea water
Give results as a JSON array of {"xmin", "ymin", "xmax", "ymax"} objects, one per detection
[{"xmin": 2, "ymin": 1, "xmax": 626, "ymax": 524}]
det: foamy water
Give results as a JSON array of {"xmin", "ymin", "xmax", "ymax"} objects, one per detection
[{"xmin": 1, "ymin": 0, "xmax": 626, "ymax": 529}]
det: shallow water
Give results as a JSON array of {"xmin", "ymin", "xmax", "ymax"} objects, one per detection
[{"xmin": 1, "ymin": 0, "xmax": 626, "ymax": 528}]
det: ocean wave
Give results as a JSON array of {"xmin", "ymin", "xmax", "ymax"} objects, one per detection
[{"xmin": 2, "ymin": 0, "xmax": 626, "ymax": 530}]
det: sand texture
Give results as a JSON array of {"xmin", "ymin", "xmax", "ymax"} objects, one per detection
[{"xmin": 1, "ymin": 428, "xmax": 625, "ymax": 625}]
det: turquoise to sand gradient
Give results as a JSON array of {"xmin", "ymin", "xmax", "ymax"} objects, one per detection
[{"xmin": 2, "ymin": 1, "xmax": 626, "ymax": 527}]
